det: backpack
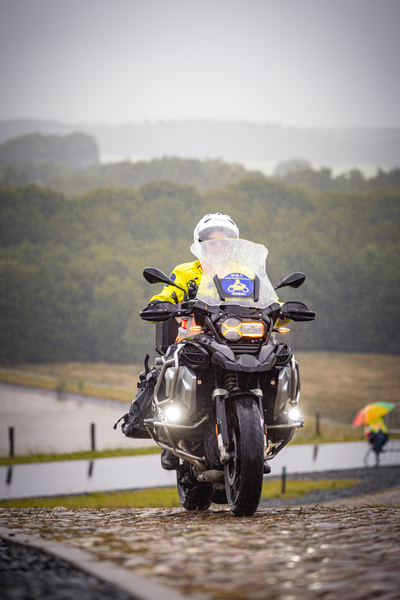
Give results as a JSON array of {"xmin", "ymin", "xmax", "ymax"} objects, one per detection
[{"xmin": 114, "ymin": 355, "xmax": 160, "ymax": 439}]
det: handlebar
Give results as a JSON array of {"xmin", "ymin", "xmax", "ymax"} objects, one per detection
[{"xmin": 140, "ymin": 298, "xmax": 315, "ymax": 324}]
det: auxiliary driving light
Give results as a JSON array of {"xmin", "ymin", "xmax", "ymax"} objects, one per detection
[
  {"xmin": 220, "ymin": 317, "xmax": 265, "ymax": 341},
  {"xmin": 164, "ymin": 404, "xmax": 181, "ymax": 423},
  {"xmin": 288, "ymin": 407, "xmax": 300, "ymax": 421}
]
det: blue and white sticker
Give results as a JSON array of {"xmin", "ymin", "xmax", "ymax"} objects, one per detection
[{"xmin": 221, "ymin": 273, "xmax": 254, "ymax": 297}]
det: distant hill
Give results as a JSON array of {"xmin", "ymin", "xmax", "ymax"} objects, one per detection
[
  {"xmin": 0, "ymin": 132, "xmax": 99, "ymax": 168},
  {"xmin": 1, "ymin": 119, "xmax": 399, "ymax": 168}
]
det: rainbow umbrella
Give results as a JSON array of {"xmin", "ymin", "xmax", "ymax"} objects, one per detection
[{"xmin": 351, "ymin": 402, "xmax": 395, "ymax": 427}]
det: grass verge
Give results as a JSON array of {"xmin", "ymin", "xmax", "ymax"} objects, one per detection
[
  {"xmin": 0, "ymin": 478, "xmax": 359, "ymax": 509},
  {"xmin": 261, "ymin": 477, "xmax": 360, "ymax": 500},
  {"xmin": 290, "ymin": 416, "xmax": 365, "ymax": 444},
  {"xmin": 0, "ymin": 446, "xmax": 161, "ymax": 466}
]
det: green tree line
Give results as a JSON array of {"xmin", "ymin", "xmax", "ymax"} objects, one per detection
[
  {"xmin": 0, "ymin": 178, "xmax": 399, "ymax": 365},
  {"xmin": 1, "ymin": 154, "xmax": 400, "ymax": 198},
  {"xmin": 0, "ymin": 147, "xmax": 251, "ymax": 196},
  {"xmin": 274, "ymin": 159, "xmax": 400, "ymax": 193}
]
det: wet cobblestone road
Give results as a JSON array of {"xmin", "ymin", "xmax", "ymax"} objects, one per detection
[{"xmin": 1, "ymin": 503, "xmax": 400, "ymax": 600}]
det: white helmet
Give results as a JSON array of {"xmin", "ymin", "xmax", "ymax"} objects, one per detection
[{"xmin": 194, "ymin": 213, "xmax": 239, "ymax": 243}]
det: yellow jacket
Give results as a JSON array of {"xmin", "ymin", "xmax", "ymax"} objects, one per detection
[
  {"xmin": 149, "ymin": 260, "xmax": 202, "ymax": 305},
  {"xmin": 364, "ymin": 417, "xmax": 388, "ymax": 436}
]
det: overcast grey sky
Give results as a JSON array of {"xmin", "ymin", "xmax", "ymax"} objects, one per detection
[{"xmin": 1, "ymin": 0, "xmax": 399, "ymax": 129}]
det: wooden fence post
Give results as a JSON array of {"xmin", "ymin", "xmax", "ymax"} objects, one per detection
[
  {"xmin": 8, "ymin": 427, "xmax": 14, "ymax": 457},
  {"xmin": 281, "ymin": 466, "xmax": 286, "ymax": 494},
  {"xmin": 90, "ymin": 423, "xmax": 96, "ymax": 451},
  {"xmin": 315, "ymin": 412, "xmax": 321, "ymax": 437}
]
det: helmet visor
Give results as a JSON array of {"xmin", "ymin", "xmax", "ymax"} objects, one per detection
[{"xmin": 198, "ymin": 225, "xmax": 238, "ymax": 242}]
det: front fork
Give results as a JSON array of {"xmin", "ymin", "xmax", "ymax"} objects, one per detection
[
  {"xmin": 253, "ymin": 389, "xmax": 270, "ymax": 461},
  {"xmin": 213, "ymin": 385, "xmax": 268, "ymax": 465},
  {"xmin": 214, "ymin": 391, "xmax": 230, "ymax": 464}
]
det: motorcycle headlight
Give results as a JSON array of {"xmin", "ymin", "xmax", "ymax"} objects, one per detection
[
  {"xmin": 220, "ymin": 317, "xmax": 265, "ymax": 341},
  {"xmin": 221, "ymin": 317, "xmax": 242, "ymax": 341}
]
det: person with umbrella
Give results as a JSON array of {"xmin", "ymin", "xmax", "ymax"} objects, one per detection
[
  {"xmin": 365, "ymin": 416, "xmax": 389, "ymax": 455},
  {"xmin": 352, "ymin": 402, "xmax": 394, "ymax": 457}
]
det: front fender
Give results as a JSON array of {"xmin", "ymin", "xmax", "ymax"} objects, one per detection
[
  {"xmin": 210, "ymin": 345, "xmax": 276, "ymax": 372},
  {"xmin": 184, "ymin": 335, "xmax": 278, "ymax": 372}
]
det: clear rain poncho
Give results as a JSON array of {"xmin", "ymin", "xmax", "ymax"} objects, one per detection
[{"xmin": 190, "ymin": 238, "xmax": 279, "ymax": 308}]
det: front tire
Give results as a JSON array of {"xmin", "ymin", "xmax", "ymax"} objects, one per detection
[{"xmin": 224, "ymin": 397, "xmax": 264, "ymax": 516}]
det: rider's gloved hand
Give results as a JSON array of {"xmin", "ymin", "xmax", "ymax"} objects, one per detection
[
  {"xmin": 139, "ymin": 301, "xmax": 179, "ymax": 321},
  {"xmin": 146, "ymin": 301, "xmax": 176, "ymax": 311}
]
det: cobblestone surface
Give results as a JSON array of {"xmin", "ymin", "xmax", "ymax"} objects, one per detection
[{"xmin": 1, "ymin": 501, "xmax": 400, "ymax": 600}]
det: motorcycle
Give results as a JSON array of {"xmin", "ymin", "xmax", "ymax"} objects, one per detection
[{"xmin": 138, "ymin": 238, "xmax": 315, "ymax": 516}]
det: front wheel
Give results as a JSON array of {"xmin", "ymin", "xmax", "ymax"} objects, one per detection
[
  {"xmin": 224, "ymin": 397, "xmax": 264, "ymax": 516},
  {"xmin": 176, "ymin": 471, "xmax": 213, "ymax": 511}
]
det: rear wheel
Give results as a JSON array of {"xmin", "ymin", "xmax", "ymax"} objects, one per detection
[
  {"xmin": 176, "ymin": 471, "xmax": 213, "ymax": 511},
  {"xmin": 224, "ymin": 397, "xmax": 264, "ymax": 516}
]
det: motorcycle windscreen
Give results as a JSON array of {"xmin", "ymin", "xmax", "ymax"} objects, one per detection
[{"xmin": 190, "ymin": 238, "xmax": 279, "ymax": 308}]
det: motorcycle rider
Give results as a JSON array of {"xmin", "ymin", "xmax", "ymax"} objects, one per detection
[
  {"xmin": 141, "ymin": 213, "xmax": 278, "ymax": 473},
  {"xmin": 145, "ymin": 213, "xmax": 237, "ymax": 305},
  {"xmin": 143, "ymin": 213, "xmax": 241, "ymax": 342},
  {"xmin": 142, "ymin": 212, "xmax": 289, "ymax": 340}
]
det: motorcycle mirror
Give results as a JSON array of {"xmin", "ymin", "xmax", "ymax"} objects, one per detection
[
  {"xmin": 274, "ymin": 272, "xmax": 306, "ymax": 291},
  {"xmin": 143, "ymin": 267, "xmax": 171, "ymax": 285},
  {"xmin": 143, "ymin": 267, "xmax": 188, "ymax": 300}
]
